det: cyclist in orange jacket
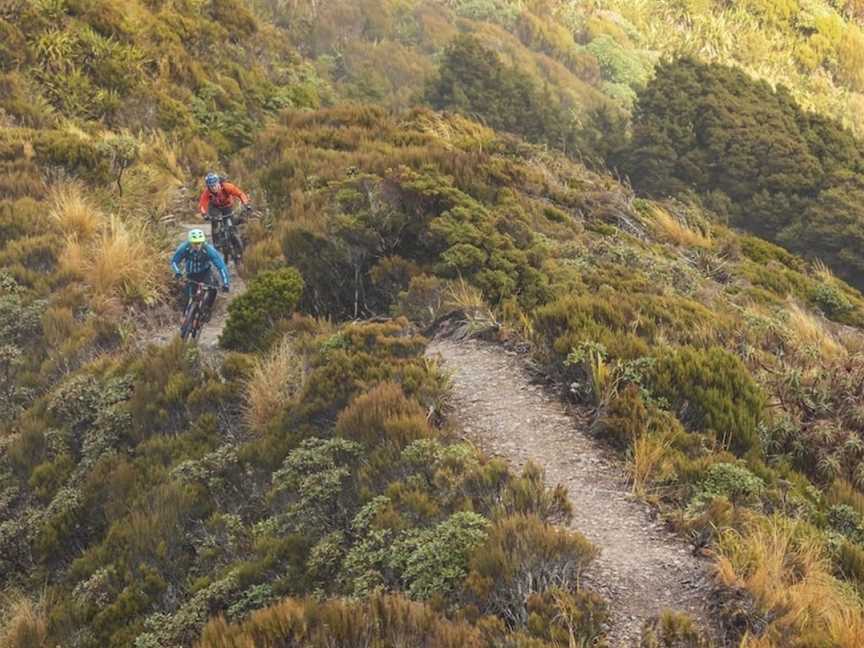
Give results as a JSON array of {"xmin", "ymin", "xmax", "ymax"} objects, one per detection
[{"xmin": 199, "ymin": 172, "xmax": 251, "ymax": 221}]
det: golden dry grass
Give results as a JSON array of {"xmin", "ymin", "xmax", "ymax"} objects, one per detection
[
  {"xmin": 629, "ymin": 431, "xmax": 673, "ymax": 496},
  {"xmin": 813, "ymin": 258, "xmax": 836, "ymax": 282},
  {"xmin": 646, "ymin": 204, "xmax": 712, "ymax": 249},
  {"xmin": 60, "ymin": 215, "xmax": 164, "ymax": 305},
  {"xmin": 0, "ymin": 591, "xmax": 50, "ymax": 648},
  {"xmin": 444, "ymin": 277, "xmax": 498, "ymax": 329},
  {"xmin": 243, "ymin": 336, "xmax": 307, "ymax": 431},
  {"xmin": 714, "ymin": 515, "xmax": 864, "ymax": 646},
  {"xmin": 48, "ymin": 182, "xmax": 103, "ymax": 241},
  {"xmin": 784, "ymin": 301, "xmax": 847, "ymax": 361}
]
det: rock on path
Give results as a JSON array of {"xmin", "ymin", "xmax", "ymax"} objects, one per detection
[{"xmin": 427, "ymin": 338, "xmax": 719, "ymax": 647}]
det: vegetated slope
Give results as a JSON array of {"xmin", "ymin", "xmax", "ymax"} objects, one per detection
[
  {"xmin": 593, "ymin": 0, "xmax": 864, "ymax": 134},
  {"xmin": 429, "ymin": 337, "xmax": 719, "ymax": 646},
  {"xmin": 618, "ymin": 56, "xmax": 864, "ymax": 293},
  {"xmin": 225, "ymin": 105, "xmax": 864, "ymax": 646},
  {"xmin": 7, "ymin": 95, "xmax": 864, "ymax": 646},
  {"xmin": 252, "ymin": 0, "xmax": 864, "ymax": 133},
  {"xmin": 0, "ymin": 0, "xmax": 324, "ymax": 423},
  {"xmin": 7, "ymin": 2, "xmax": 864, "ymax": 648}
]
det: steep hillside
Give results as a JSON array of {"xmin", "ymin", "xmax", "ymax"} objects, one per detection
[
  {"xmin": 6, "ymin": 2, "xmax": 864, "ymax": 648},
  {"xmin": 250, "ymin": 0, "xmax": 864, "ymax": 133}
]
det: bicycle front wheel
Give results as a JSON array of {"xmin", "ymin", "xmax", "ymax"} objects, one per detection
[{"xmin": 180, "ymin": 301, "xmax": 199, "ymax": 340}]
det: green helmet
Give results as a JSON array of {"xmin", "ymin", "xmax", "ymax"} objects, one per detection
[{"xmin": 188, "ymin": 229, "xmax": 206, "ymax": 245}]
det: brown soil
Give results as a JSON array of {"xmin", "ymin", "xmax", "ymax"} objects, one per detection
[{"xmin": 427, "ymin": 337, "xmax": 721, "ymax": 647}]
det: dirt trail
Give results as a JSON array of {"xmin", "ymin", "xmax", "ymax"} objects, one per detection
[
  {"xmin": 147, "ymin": 221, "xmax": 245, "ymax": 350},
  {"xmin": 427, "ymin": 337, "xmax": 719, "ymax": 647}
]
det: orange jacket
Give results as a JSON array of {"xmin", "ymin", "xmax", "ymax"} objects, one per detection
[{"xmin": 199, "ymin": 181, "xmax": 248, "ymax": 214}]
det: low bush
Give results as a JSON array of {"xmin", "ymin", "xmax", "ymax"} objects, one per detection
[
  {"xmin": 648, "ymin": 346, "xmax": 765, "ymax": 456},
  {"xmin": 221, "ymin": 267, "xmax": 304, "ymax": 351},
  {"xmin": 690, "ymin": 463, "xmax": 765, "ymax": 510}
]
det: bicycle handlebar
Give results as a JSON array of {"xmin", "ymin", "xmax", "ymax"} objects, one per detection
[{"xmin": 177, "ymin": 277, "xmax": 216, "ymax": 288}]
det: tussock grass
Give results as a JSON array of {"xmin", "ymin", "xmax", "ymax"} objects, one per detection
[
  {"xmin": 813, "ymin": 258, "xmax": 836, "ymax": 283},
  {"xmin": 646, "ymin": 204, "xmax": 712, "ymax": 249},
  {"xmin": 243, "ymin": 336, "xmax": 306, "ymax": 431},
  {"xmin": 827, "ymin": 479, "xmax": 864, "ymax": 517},
  {"xmin": 198, "ymin": 594, "xmax": 486, "ymax": 647},
  {"xmin": 61, "ymin": 215, "xmax": 164, "ymax": 305},
  {"xmin": 48, "ymin": 182, "xmax": 103, "ymax": 240},
  {"xmin": 715, "ymin": 515, "xmax": 864, "ymax": 646},
  {"xmin": 445, "ymin": 278, "xmax": 498, "ymax": 329},
  {"xmin": 116, "ymin": 134, "xmax": 185, "ymax": 216},
  {"xmin": 784, "ymin": 301, "xmax": 846, "ymax": 361},
  {"xmin": 629, "ymin": 431, "xmax": 673, "ymax": 496},
  {"xmin": 0, "ymin": 590, "xmax": 50, "ymax": 648}
]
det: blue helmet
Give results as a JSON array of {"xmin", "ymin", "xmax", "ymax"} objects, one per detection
[{"xmin": 205, "ymin": 172, "xmax": 220, "ymax": 189}]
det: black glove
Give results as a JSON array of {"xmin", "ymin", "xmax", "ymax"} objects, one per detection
[
  {"xmin": 222, "ymin": 284, "xmax": 230, "ymax": 293},
  {"xmin": 174, "ymin": 272, "xmax": 182, "ymax": 281},
  {"xmin": 203, "ymin": 213, "xmax": 210, "ymax": 221},
  {"xmin": 244, "ymin": 204, "xmax": 253, "ymax": 214}
]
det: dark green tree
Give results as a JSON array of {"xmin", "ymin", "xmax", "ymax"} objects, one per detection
[
  {"xmin": 619, "ymin": 57, "xmax": 864, "ymax": 288},
  {"xmin": 426, "ymin": 35, "xmax": 578, "ymax": 153}
]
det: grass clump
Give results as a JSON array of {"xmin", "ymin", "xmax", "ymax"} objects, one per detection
[
  {"xmin": 197, "ymin": 594, "xmax": 487, "ymax": 648},
  {"xmin": 60, "ymin": 215, "xmax": 164, "ymax": 306},
  {"xmin": 715, "ymin": 515, "xmax": 864, "ymax": 647},
  {"xmin": 641, "ymin": 610, "xmax": 711, "ymax": 647},
  {"xmin": 48, "ymin": 181, "xmax": 102, "ymax": 240},
  {"xmin": 466, "ymin": 514, "xmax": 599, "ymax": 627},
  {"xmin": 243, "ymin": 335, "xmax": 306, "ymax": 432},
  {"xmin": 0, "ymin": 590, "xmax": 51, "ymax": 648}
]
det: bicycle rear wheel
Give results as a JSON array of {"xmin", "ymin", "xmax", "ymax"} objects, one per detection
[{"xmin": 229, "ymin": 232, "xmax": 244, "ymax": 267}]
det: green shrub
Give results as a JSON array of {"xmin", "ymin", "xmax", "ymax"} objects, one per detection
[
  {"xmin": 597, "ymin": 384, "xmax": 649, "ymax": 449},
  {"xmin": 426, "ymin": 34, "xmax": 582, "ymax": 154},
  {"xmin": 810, "ymin": 282, "xmax": 853, "ymax": 318},
  {"xmin": 622, "ymin": 57, "xmax": 864, "ymax": 290},
  {"xmin": 649, "ymin": 346, "xmax": 765, "ymax": 456},
  {"xmin": 334, "ymin": 382, "xmax": 431, "ymax": 449},
  {"xmin": 221, "ymin": 267, "xmax": 304, "ymax": 351},
  {"xmin": 395, "ymin": 511, "xmax": 490, "ymax": 600},
  {"xmin": 828, "ymin": 504, "xmax": 864, "ymax": 543},
  {"xmin": 267, "ymin": 437, "xmax": 362, "ymax": 537},
  {"xmin": 29, "ymin": 453, "xmax": 74, "ymax": 502},
  {"xmin": 690, "ymin": 463, "xmax": 765, "ymax": 510}
]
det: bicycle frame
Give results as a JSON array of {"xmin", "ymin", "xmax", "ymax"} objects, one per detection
[
  {"xmin": 209, "ymin": 211, "xmax": 244, "ymax": 266},
  {"xmin": 180, "ymin": 279, "xmax": 217, "ymax": 340}
]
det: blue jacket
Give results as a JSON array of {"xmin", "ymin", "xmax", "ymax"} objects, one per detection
[{"xmin": 171, "ymin": 242, "xmax": 230, "ymax": 287}]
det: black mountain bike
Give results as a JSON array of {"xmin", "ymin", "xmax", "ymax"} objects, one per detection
[
  {"xmin": 210, "ymin": 208, "xmax": 246, "ymax": 268},
  {"xmin": 180, "ymin": 279, "xmax": 217, "ymax": 340}
]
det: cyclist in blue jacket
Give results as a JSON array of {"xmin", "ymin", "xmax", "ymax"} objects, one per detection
[{"xmin": 171, "ymin": 228, "xmax": 230, "ymax": 320}]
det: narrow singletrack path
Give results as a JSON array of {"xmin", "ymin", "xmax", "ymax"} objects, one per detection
[{"xmin": 428, "ymin": 338, "xmax": 720, "ymax": 647}]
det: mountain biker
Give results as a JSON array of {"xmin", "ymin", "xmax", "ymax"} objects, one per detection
[
  {"xmin": 170, "ymin": 229, "xmax": 230, "ymax": 321},
  {"xmin": 199, "ymin": 172, "xmax": 251, "ymax": 223}
]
